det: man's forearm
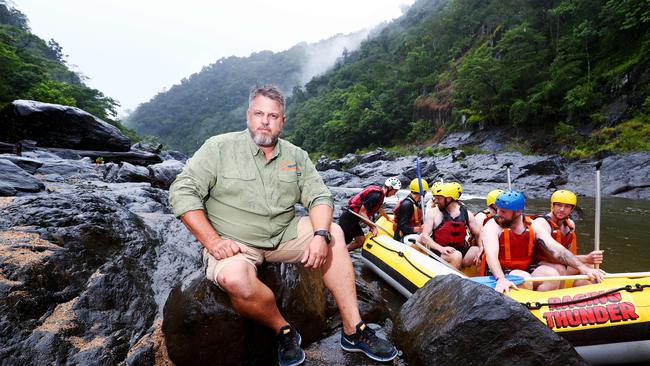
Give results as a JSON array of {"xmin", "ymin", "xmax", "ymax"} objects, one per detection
[
  {"xmin": 180, "ymin": 209, "xmax": 221, "ymax": 249},
  {"xmin": 538, "ymin": 238, "xmax": 586, "ymax": 269},
  {"xmin": 309, "ymin": 204, "xmax": 333, "ymax": 230}
]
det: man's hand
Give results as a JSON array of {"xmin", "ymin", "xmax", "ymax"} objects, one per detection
[
  {"xmin": 475, "ymin": 246, "xmax": 484, "ymax": 267},
  {"xmin": 579, "ymin": 265, "xmax": 607, "ymax": 283},
  {"xmin": 301, "ymin": 235, "xmax": 329, "ymax": 269},
  {"xmin": 440, "ymin": 246, "xmax": 456, "ymax": 255},
  {"xmin": 206, "ymin": 238, "xmax": 247, "ymax": 260},
  {"xmin": 414, "ymin": 226, "xmax": 422, "ymax": 233},
  {"xmin": 584, "ymin": 250, "xmax": 604, "ymax": 265},
  {"xmin": 495, "ymin": 277, "xmax": 518, "ymax": 294},
  {"xmin": 371, "ymin": 226, "xmax": 379, "ymax": 236}
]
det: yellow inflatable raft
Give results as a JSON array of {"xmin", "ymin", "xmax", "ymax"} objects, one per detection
[{"xmin": 360, "ymin": 227, "xmax": 650, "ymax": 365}]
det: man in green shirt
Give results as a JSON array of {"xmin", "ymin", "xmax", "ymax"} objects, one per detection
[{"xmin": 169, "ymin": 86, "xmax": 398, "ymax": 366}]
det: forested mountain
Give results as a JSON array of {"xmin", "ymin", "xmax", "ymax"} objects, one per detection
[
  {"xmin": 0, "ymin": 1, "xmax": 134, "ymax": 138},
  {"xmin": 125, "ymin": 31, "xmax": 371, "ymax": 153},
  {"xmin": 285, "ymin": 0, "xmax": 649, "ymax": 157}
]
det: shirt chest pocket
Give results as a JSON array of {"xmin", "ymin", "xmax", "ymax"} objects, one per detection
[{"xmin": 218, "ymin": 169, "xmax": 257, "ymax": 199}]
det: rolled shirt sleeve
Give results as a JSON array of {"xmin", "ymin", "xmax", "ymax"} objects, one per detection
[
  {"xmin": 168, "ymin": 137, "xmax": 219, "ymax": 218},
  {"xmin": 297, "ymin": 150, "xmax": 333, "ymax": 210}
]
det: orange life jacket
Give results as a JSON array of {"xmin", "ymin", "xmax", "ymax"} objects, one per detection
[
  {"xmin": 480, "ymin": 216, "xmax": 536, "ymax": 275},
  {"xmin": 433, "ymin": 205, "xmax": 469, "ymax": 250},
  {"xmin": 392, "ymin": 195, "xmax": 422, "ymax": 235},
  {"xmin": 348, "ymin": 185, "xmax": 385, "ymax": 216}
]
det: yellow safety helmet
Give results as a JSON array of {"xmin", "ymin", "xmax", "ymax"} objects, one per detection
[
  {"xmin": 432, "ymin": 182, "xmax": 462, "ymax": 201},
  {"xmin": 551, "ymin": 189, "xmax": 577, "ymax": 210},
  {"xmin": 431, "ymin": 181, "xmax": 443, "ymax": 191},
  {"xmin": 448, "ymin": 182, "xmax": 462, "ymax": 198},
  {"xmin": 409, "ymin": 178, "xmax": 429, "ymax": 193},
  {"xmin": 486, "ymin": 189, "xmax": 504, "ymax": 207}
]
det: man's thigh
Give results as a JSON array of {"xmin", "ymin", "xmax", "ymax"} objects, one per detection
[
  {"xmin": 264, "ymin": 217, "xmax": 313, "ymax": 263},
  {"xmin": 204, "ymin": 244, "xmax": 264, "ymax": 287}
]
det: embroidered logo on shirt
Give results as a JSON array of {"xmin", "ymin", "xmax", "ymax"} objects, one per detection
[{"xmin": 280, "ymin": 161, "xmax": 298, "ymax": 172}]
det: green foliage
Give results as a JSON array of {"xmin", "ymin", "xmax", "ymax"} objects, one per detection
[
  {"xmin": 0, "ymin": 3, "xmax": 123, "ymax": 129},
  {"xmin": 568, "ymin": 116, "xmax": 650, "ymax": 158}
]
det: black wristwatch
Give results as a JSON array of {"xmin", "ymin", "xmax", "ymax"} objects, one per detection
[{"xmin": 314, "ymin": 230, "xmax": 332, "ymax": 245}]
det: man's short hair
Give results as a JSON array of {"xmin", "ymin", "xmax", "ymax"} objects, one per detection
[{"xmin": 249, "ymin": 85, "xmax": 285, "ymax": 112}]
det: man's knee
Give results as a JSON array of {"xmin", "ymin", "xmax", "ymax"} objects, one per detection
[{"xmin": 217, "ymin": 261, "xmax": 257, "ymax": 299}]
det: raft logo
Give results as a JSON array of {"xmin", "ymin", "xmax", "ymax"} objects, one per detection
[{"xmin": 542, "ymin": 290, "xmax": 639, "ymax": 329}]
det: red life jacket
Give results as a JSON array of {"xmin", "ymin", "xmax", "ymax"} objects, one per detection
[
  {"xmin": 392, "ymin": 195, "xmax": 422, "ymax": 234},
  {"xmin": 348, "ymin": 185, "xmax": 385, "ymax": 216},
  {"xmin": 480, "ymin": 217, "xmax": 536, "ymax": 275},
  {"xmin": 433, "ymin": 205, "xmax": 469, "ymax": 250},
  {"xmin": 481, "ymin": 208, "xmax": 494, "ymax": 226}
]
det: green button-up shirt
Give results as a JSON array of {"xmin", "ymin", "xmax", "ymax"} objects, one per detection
[{"xmin": 169, "ymin": 130, "xmax": 333, "ymax": 249}]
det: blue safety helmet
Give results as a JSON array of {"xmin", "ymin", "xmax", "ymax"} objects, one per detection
[{"xmin": 495, "ymin": 190, "xmax": 525, "ymax": 212}]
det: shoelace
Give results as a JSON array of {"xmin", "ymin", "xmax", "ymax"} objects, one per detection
[
  {"xmin": 279, "ymin": 331, "xmax": 298, "ymax": 353},
  {"xmin": 358, "ymin": 326, "xmax": 378, "ymax": 347}
]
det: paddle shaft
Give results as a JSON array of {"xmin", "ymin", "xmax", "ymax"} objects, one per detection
[
  {"xmin": 346, "ymin": 208, "xmax": 463, "ymax": 274},
  {"xmin": 504, "ymin": 162, "xmax": 513, "ymax": 189},
  {"xmin": 416, "ymin": 158, "xmax": 426, "ymax": 223},
  {"xmin": 594, "ymin": 162, "xmax": 602, "ymax": 269},
  {"xmin": 522, "ymin": 271, "xmax": 650, "ymax": 282}
]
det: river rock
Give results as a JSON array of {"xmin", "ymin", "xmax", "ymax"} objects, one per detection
[
  {"xmin": 393, "ymin": 275, "xmax": 586, "ymax": 366},
  {"xmin": 0, "ymin": 100, "xmax": 131, "ymax": 152},
  {"xmin": 163, "ymin": 262, "xmax": 328, "ymax": 366},
  {"xmin": 116, "ymin": 162, "xmax": 151, "ymax": 183},
  {"xmin": 148, "ymin": 159, "xmax": 184, "ymax": 190},
  {"xmin": 0, "ymin": 154, "xmax": 43, "ymax": 174},
  {"xmin": 0, "ymin": 159, "xmax": 44, "ymax": 194}
]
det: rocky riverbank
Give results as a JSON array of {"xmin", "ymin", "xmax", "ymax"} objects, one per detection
[{"xmin": 1, "ymin": 100, "xmax": 636, "ymax": 365}]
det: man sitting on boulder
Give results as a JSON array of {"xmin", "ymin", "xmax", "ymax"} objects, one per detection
[
  {"xmin": 169, "ymin": 86, "xmax": 397, "ymax": 366},
  {"xmin": 481, "ymin": 190, "xmax": 605, "ymax": 294},
  {"xmin": 339, "ymin": 177, "xmax": 401, "ymax": 251}
]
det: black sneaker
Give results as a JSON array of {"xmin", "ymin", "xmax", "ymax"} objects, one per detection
[
  {"xmin": 340, "ymin": 322, "xmax": 398, "ymax": 362},
  {"xmin": 277, "ymin": 325, "xmax": 305, "ymax": 366}
]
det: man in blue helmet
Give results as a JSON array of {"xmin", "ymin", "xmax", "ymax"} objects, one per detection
[{"xmin": 481, "ymin": 190, "xmax": 606, "ymax": 294}]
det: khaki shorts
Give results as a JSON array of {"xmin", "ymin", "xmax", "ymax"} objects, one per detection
[{"xmin": 204, "ymin": 217, "xmax": 314, "ymax": 288}]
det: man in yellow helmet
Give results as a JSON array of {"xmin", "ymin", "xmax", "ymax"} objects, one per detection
[
  {"xmin": 475, "ymin": 189, "xmax": 504, "ymax": 229},
  {"xmin": 393, "ymin": 178, "xmax": 428, "ymax": 242},
  {"xmin": 532, "ymin": 189, "xmax": 604, "ymax": 286},
  {"xmin": 418, "ymin": 182, "xmax": 482, "ymax": 269}
]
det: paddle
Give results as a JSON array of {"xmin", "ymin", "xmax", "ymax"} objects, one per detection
[
  {"xmin": 347, "ymin": 208, "xmax": 463, "ymax": 274},
  {"xmin": 594, "ymin": 161, "xmax": 602, "ymax": 269},
  {"xmin": 416, "ymin": 157, "xmax": 426, "ymax": 222},
  {"xmin": 470, "ymin": 271, "xmax": 650, "ymax": 288},
  {"xmin": 502, "ymin": 162, "xmax": 513, "ymax": 189}
]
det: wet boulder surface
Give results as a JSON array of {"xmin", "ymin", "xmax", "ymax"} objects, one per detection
[
  {"xmin": 393, "ymin": 275, "xmax": 587, "ymax": 366},
  {"xmin": 0, "ymin": 100, "xmax": 131, "ymax": 152}
]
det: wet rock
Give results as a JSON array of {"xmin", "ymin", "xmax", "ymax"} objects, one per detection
[
  {"xmin": 320, "ymin": 169, "xmax": 361, "ymax": 187},
  {"xmin": 0, "ymin": 182, "xmax": 16, "ymax": 196},
  {"xmin": 0, "ymin": 159, "xmax": 44, "ymax": 194},
  {"xmin": 0, "ymin": 100, "xmax": 131, "ymax": 151},
  {"xmin": 148, "ymin": 159, "xmax": 184, "ymax": 190},
  {"xmin": 316, "ymin": 155, "xmax": 341, "ymax": 171},
  {"xmin": 393, "ymin": 275, "xmax": 586, "ymax": 366},
  {"xmin": 304, "ymin": 322, "xmax": 404, "ymax": 366},
  {"xmin": 604, "ymin": 96, "xmax": 629, "ymax": 126},
  {"xmin": 116, "ymin": 162, "xmax": 151, "ymax": 183},
  {"xmin": 163, "ymin": 263, "xmax": 328, "ymax": 366},
  {"xmin": 132, "ymin": 141, "xmax": 162, "ymax": 154},
  {"xmin": 0, "ymin": 154, "xmax": 43, "ymax": 174},
  {"xmin": 359, "ymin": 148, "xmax": 391, "ymax": 164},
  {"xmin": 35, "ymin": 158, "xmax": 102, "ymax": 182},
  {"xmin": 160, "ymin": 150, "xmax": 187, "ymax": 163},
  {"xmin": 0, "ymin": 183, "xmax": 199, "ymax": 365},
  {"xmin": 518, "ymin": 158, "xmax": 564, "ymax": 177}
]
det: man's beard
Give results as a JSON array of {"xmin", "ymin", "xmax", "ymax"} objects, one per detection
[
  {"xmin": 248, "ymin": 127, "xmax": 279, "ymax": 147},
  {"xmin": 496, "ymin": 214, "xmax": 517, "ymax": 228}
]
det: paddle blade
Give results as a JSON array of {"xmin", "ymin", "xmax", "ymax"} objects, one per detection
[{"xmin": 469, "ymin": 275, "xmax": 525, "ymax": 288}]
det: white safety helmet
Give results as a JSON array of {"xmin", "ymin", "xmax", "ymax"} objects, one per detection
[{"xmin": 384, "ymin": 177, "xmax": 402, "ymax": 190}]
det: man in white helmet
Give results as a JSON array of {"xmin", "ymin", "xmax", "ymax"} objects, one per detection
[{"xmin": 340, "ymin": 177, "xmax": 401, "ymax": 251}]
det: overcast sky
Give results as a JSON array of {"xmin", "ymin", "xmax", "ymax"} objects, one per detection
[{"xmin": 14, "ymin": 0, "xmax": 414, "ymax": 116}]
